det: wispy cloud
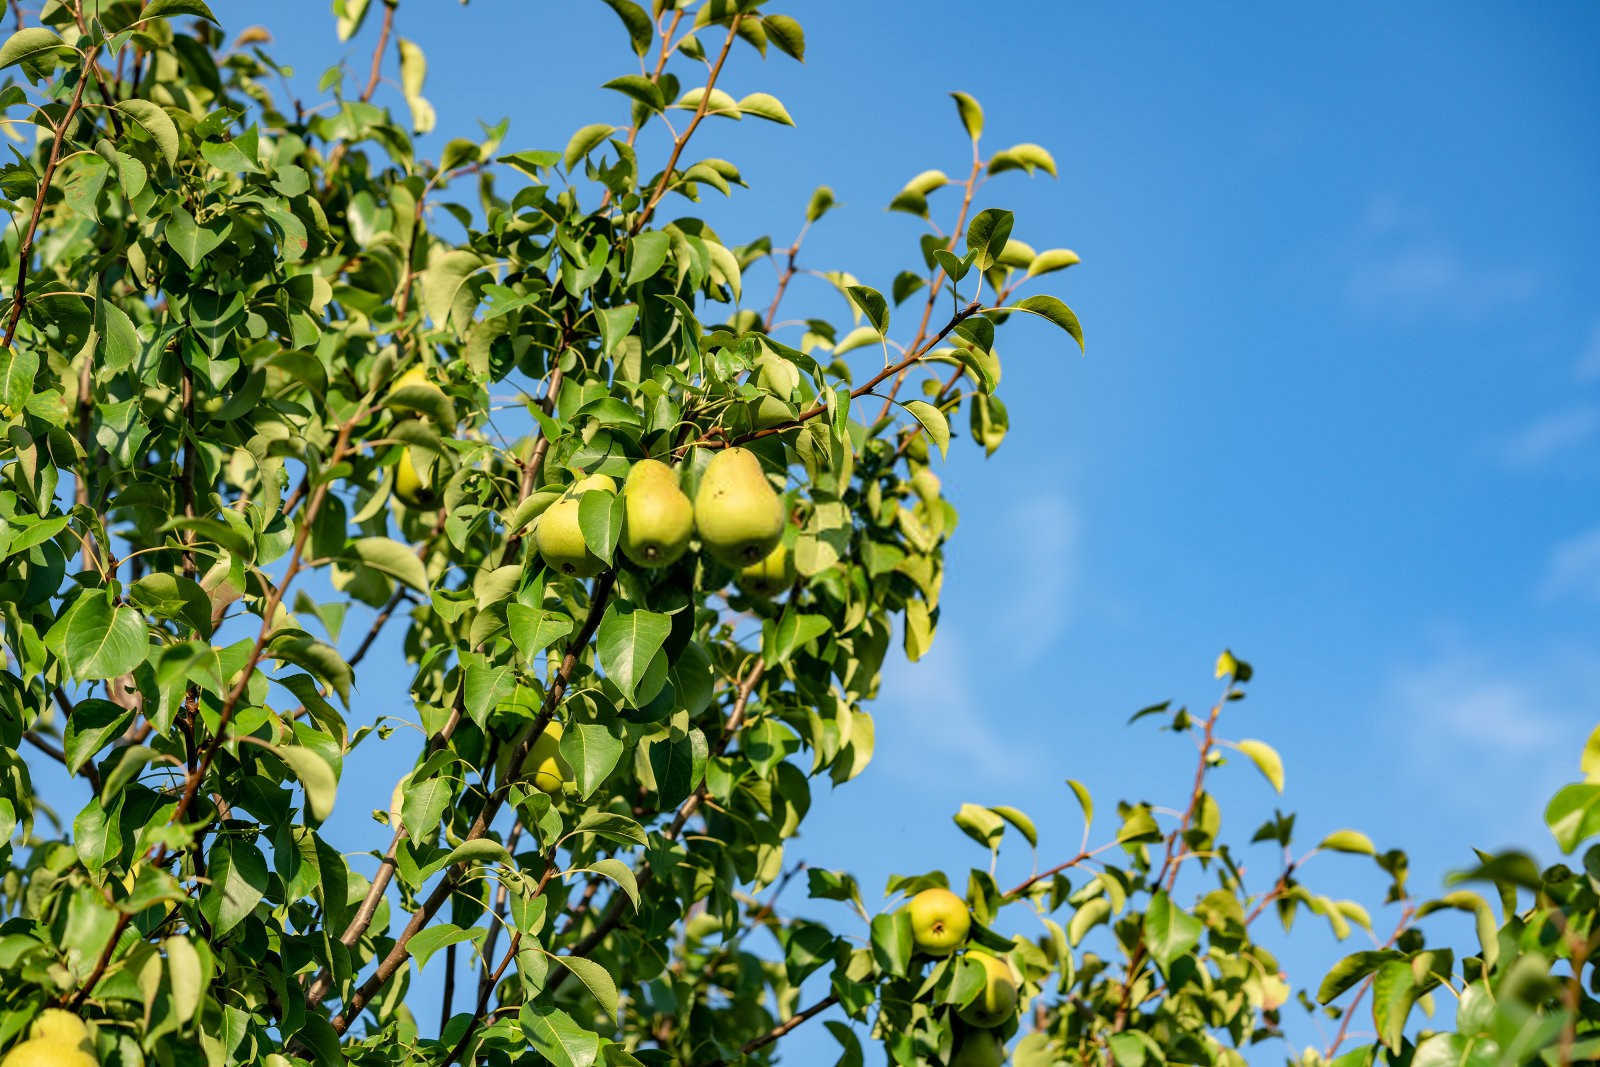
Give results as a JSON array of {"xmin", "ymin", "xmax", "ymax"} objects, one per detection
[
  {"xmin": 1577, "ymin": 321, "xmax": 1600, "ymax": 382},
  {"xmin": 997, "ymin": 493, "xmax": 1078, "ymax": 664},
  {"xmin": 1541, "ymin": 525, "xmax": 1600, "ymax": 602},
  {"xmin": 1346, "ymin": 245, "xmax": 1537, "ymax": 315},
  {"xmin": 1345, "ymin": 195, "xmax": 1538, "ymax": 316},
  {"xmin": 1498, "ymin": 407, "xmax": 1600, "ymax": 468},
  {"xmin": 875, "ymin": 627, "xmax": 1041, "ymax": 785}
]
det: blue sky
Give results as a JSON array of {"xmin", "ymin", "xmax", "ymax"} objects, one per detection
[{"xmin": 93, "ymin": 1, "xmax": 1600, "ymax": 1060}]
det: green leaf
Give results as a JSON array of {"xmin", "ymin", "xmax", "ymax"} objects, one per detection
[
  {"xmin": 347, "ymin": 537, "xmax": 427, "ymax": 592},
  {"xmin": 549, "ymin": 953, "xmax": 619, "ymax": 1016},
  {"xmin": 578, "ymin": 490, "xmax": 625, "ymax": 565},
  {"xmin": 646, "ymin": 729, "xmax": 707, "ymax": 810},
  {"xmin": 507, "ymin": 603, "xmax": 573, "ymax": 661},
  {"xmin": 1319, "ymin": 829, "xmax": 1377, "ymax": 855},
  {"xmin": 845, "ymin": 284, "xmax": 889, "ymax": 333},
  {"xmin": 1545, "ymin": 782, "xmax": 1600, "ymax": 853},
  {"xmin": 421, "ymin": 839, "xmax": 512, "ymax": 883},
  {"xmin": 1007, "ymin": 294, "xmax": 1086, "ymax": 353},
  {"xmin": 1235, "ymin": 738, "xmax": 1285, "ymax": 793},
  {"xmin": 564, "ymin": 123, "xmax": 617, "ymax": 171},
  {"xmin": 115, "ymin": 99, "xmax": 181, "ymax": 167},
  {"xmin": 396, "ymin": 37, "xmax": 435, "ymax": 134},
  {"xmin": 1318, "ymin": 949, "xmax": 1401, "ymax": 1004},
  {"xmin": 409, "ymin": 924, "xmax": 484, "ymax": 972},
  {"xmin": 1066, "ymin": 779, "xmax": 1093, "ymax": 834},
  {"xmin": 62, "ymin": 699, "xmax": 133, "ymax": 773},
  {"xmin": 520, "ymin": 1004, "xmax": 602, "ymax": 1067},
  {"xmin": 738, "ymin": 92, "xmax": 795, "ymax": 125},
  {"xmin": 763, "ymin": 14, "xmax": 805, "ymax": 60},
  {"xmin": 164, "ymin": 206, "xmax": 226, "ymax": 269},
  {"xmin": 965, "ymin": 208, "xmax": 1013, "ymax": 272},
  {"xmin": 53, "ymin": 594, "xmax": 147, "ymax": 681},
  {"xmin": 626, "ymin": 232, "xmax": 671, "ymax": 287},
  {"xmin": 420, "ymin": 249, "xmax": 484, "ymax": 327},
  {"xmin": 901, "ymin": 401, "xmax": 950, "ymax": 459},
  {"xmin": 140, "ymin": 0, "xmax": 220, "ymax": 22},
  {"xmin": 833, "ymin": 324, "xmax": 883, "ymax": 356},
  {"xmin": 1143, "ymin": 890, "xmax": 1203, "ymax": 970},
  {"xmin": 273, "ymin": 744, "xmax": 338, "ymax": 823},
  {"xmin": 563, "ymin": 810, "xmax": 646, "ymax": 849},
  {"xmin": 202, "ymin": 839, "xmax": 267, "ymax": 938},
  {"xmin": 0, "ymin": 340, "xmax": 36, "ymax": 416},
  {"xmin": 1371, "ymin": 958, "xmax": 1418, "ymax": 1052},
  {"xmin": 0, "ymin": 27, "xmax": 67, "ymax": 70},
  {"xmin": 559, "ymin": 723, "xmax": 623, "ymax": 800},
  {"xmin": 953, "ymin": 803, "xmax": 1005, "ymax": 851},
  {"xmin": 870, "ymin": 909, "xmax": 913, "ymax": 976},
  {"xmin": 1026, "ymin": 248, "xmax": 1081, "ymax": 278},
  {"xmin": 573, "ymin": 857, "xmax": 638, "ymax": 911},
  {"xmin": 806, "ymin": 185, "xmax": 835, "ymax": 222},
  {"xmin": 599, "ymin": 0, "xmax": 652, "ymax": 56},
  {"xmin": 596, "ymin": 604, "xmax": 670, "ymax": 706},
  {"xmin": 1068, "ymin": 896, "xmax": 1110, "ymax": 946},
  {"xmin": 164, "ymin": 936, "xmax": 203, "ymax": 1024},
  {"xmin": 950, "ymin": 91, "xmax": 984, "ymax": 141},
  {"xmin": 991, "ymin": 805, "xmax": 1038, "ymax": 848}
]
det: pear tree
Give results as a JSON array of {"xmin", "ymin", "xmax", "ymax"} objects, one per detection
[{"xmin": 0, "ymin": 2, "xmax": 1595, "ymax": 1066}]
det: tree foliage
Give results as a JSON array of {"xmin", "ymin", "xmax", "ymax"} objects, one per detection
[{"xmin": 0, "ymin": 2, "xmax": 1592, "ymax": 1066}]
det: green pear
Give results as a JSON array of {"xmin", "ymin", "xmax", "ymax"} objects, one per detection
[
  {"xmin": 535, "ymin": 474, "xmax": 616, "ymax": 578},
  {"xmin": 949, "ymin": 1029, "xmax": 1007, "ymax": 1067},
  {"xmin": 496, "ymin": 721, "xmax": 571, "ymax": 795},
  {"xmin": 27, "ymin": 1011, "xmax": 88, "ymax": 1047},
  {"xmin": 956, "ymin": 953, "xmax": 1019, "ymax": 1028},
  {"xmin": 620, "ymin": 459, "xmax": 694, "ymax": 568},
  {"xmin": 736, "ymin": 542, "xmax": 794, "ymax": 598},
  {"xmin": 694, "ymin": 447, "xmax": 785, "ymax": 568},
  {"xmin": 2, "ymin": 1038, "xmax": 96, "ymax": 1067},
  {"xmin": 906, "ymin": 887, "xmax": 970, "ymax": 956},
  {"xmin": 393, "ymin": 447, "xmax": 438, "ymax": 510}
]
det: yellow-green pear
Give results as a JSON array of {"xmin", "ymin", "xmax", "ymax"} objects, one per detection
[
  {"xmin": 498, "ymin": 721, "xmax": 570, "ymax": 794},
  {"xmin": 736, "ymin": 542, "xmax": 794, "ymax": 598},
  {"xmin": 949, "ymin": 1029, "xmax": 1006, "ymax": 1067},
  {"xmin": 535, "ymin": 474, "xmax": 617, "ymax": 578},
  {"xmin": 27, "ymin": 1011, "xmax": 88, "ymax": 1047},
  {"xmin": 393, "ymin": 447, "xmax": 439, "ymax": 510},
  {"xmin": 906, "ymin": 887, "xmax": 970, "ymax": 956},
  {"xmin": 694, "ymin": 447, "xmax": 785, "ymax": 568},
  {"xmin": 956, "ymin": 953, "xmax": 1019, "ymax": 1028},
  {"xmin": 2, "ymin": 1038, "xmax": 97, "ymax": 1067},
  {"xmin": 620, "ymin": 460, "xmax": 693, "ymax": 568}
]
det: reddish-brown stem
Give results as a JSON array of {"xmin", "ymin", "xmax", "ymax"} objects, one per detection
[
  {"xmin": 1324, "ymin": 906, "xmax": 1416, "ymax": 1058},
  {"xmin": 630, "ymin": 15, "xmax": 744, "ymax": 236},
  {"xmin": 734, "ymin": 301, "xmax": 983, "ymax": 446},
  {"xmin": 5, "ymin": 43, "xmax": 98, "ymax": 347},
  {"xmin": 736, "ymin": 993, "xmax": 840, "ymax": 1058},
  {"xmin": 873, "ymin": 147, "xmax": 985, "ymax": 422},
  {"xmin": 762, "ymin": 221, "xmax": 811, "ymax": 331},
  {"xmin": 361, "ymin": 1, "xmax": 396, "ymax": 104}
]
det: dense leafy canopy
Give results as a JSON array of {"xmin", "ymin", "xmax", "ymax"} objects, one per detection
[{"xmin": 0, "ymin": 2, "xmax": 1592, "ymax": 1066}]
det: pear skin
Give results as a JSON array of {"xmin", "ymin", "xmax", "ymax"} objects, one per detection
[
  {"xmin": 694, "ymin": 447, "xmax": 785, "ymax": 568},
  {"xmin": 1, "ymin": 1039, "xmax": 97, "ymax": 1067},
  {"xmin": 956, "ymin": 953, "xmax": 1019, "ymax": 1028},
  {"xmin": 906, "ymin": 887, "xmax": 970, "ymax": 956},
  {"xmin": 949, "ymin": 1029, "xmax": 1006, "ymax": 1067},
  {"xmin": 621, "ymin": 460, "xmax": 694, "ymax": 568},
  {"xmin": 535, "ymin": 475, "xmax": 616, "ymax": 578},
  {"xmin": 496, "ymin": 721, "xmax": 570, "ymax": 794},
  {"xmin": 393, "ymin": 447, "xmax": 438, "ymax": 509},
  {"xmin": 736, "ymin": 542, "xmax": 794, "ymax": 598}
]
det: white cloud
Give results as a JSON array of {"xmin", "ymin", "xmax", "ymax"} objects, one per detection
[
  {"xmin": 1498, "ymin": 407, "xmax": 1600, "ymax": 468},
  {"xmin": 997, "ymin": 494, "xmax": 1078, "ymax": 664},
  {"xmin": 875, "ymin": 627, "xmax": 1041, "ymax": 785},
  {"xmin": 1541, "ymin": 525, "xmax": 1600, "ymax": 602},
  {"xmin": 1347, "ymin": 245, "xmax": 1537, "ymax": 315},
  {"xmin": 1393, "ymin": 661, "xmax": 1564, "ymax": 755},
  {"xmin": 1578, "ymin": 321, "xmax": 1600, "ymax": 382}
]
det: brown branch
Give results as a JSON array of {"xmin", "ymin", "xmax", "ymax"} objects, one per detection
[
  {"xmin": 4, "ymin": 42, "xmax": 96, "ymax": 348},
  {"xmin": 1325, "ymin": 905, "xmax": 1415, "ymax": 1058},
  {"xmin": 874, "ymin": 147, "xmax": 985, "ymax": 422},
  {"xmin": 439, "ymin": 931, "xmax": 520, "ymax": 1067},
  {"xmin": 360, "ymin": 1, "xmax": 396, "ymax": 104},
  {"xmin": 326, "ymin": 572, "xmax": 617, "ymax": 1032},
  {"xmin": 476, "ymin": 820, "xmax": 524, "ymax": 1002},
  {"xmin": 762, "ymin": 221, "xmax": 811, "ymax": 332},
  {"xmin": 629, "ymin": 15, "xmax": 744, "ymax": 237},
  {"xmin": 738, "ymin": 993, "xmax": 840, "ymax": 1057},
  {"xmin": 733, "ymin": 301, "xmax": 983, "ymax": 447}
]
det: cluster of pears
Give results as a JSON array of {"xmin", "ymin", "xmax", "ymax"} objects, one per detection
[
  {"xmin": 533, "ymin": 447, "xmax": 791, "ymax": 591},
  {"xmin": 2, "ymin": 1010, "xmax": 97, "ymax": 1066},
  {"xmin": 905, "ymin": 888, "xmax": 1019, "ymax": 1067}
]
